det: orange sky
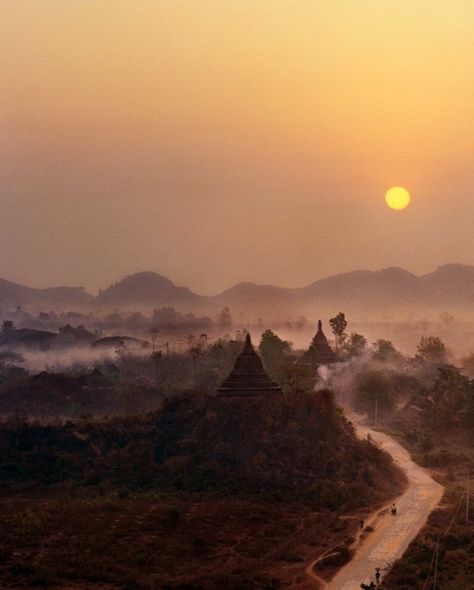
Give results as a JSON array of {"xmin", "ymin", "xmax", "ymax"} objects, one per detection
[{"xmin": 1, "ymin": 1, "xmax": 473, "ymax": 293}]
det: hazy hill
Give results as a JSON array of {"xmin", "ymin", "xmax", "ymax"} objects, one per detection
[
  {"xmin": 212, "ymin": 264, "xmax": 474, "ymax": 316},
  {"xmin": 292, "ymin": 267, "xmax": 422, "ymax": 313},
  {"xmin": 1, "ymin": 264, "xmax": 474, "ymax": 317},
  {"xmin": 0, "ymin": 278, "xmax": 93, "ymax": 310},
  {"xmin": 214, "ymin": 281, "xmax": 292, "ymax": 312},
  {"xmin": 95, "ymin": 271, "xmax": 205, "ymax": 308},
  {"xmin": 213, "ymin": 268, "xmax": 422, "ymax": 314},
  {"xmin": 300, "ymin": 267, "xmax": 420, "ymax": 300},
  {"xmin": 419, "ymin": 264, "xmax": 474, "ymax": 306}
]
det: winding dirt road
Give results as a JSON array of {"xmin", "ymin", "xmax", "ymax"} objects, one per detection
[{"xmin": 310, "ymin": 424, "xmax": 444, "ymax": 589}]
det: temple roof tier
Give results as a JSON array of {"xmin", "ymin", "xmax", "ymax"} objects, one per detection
[{"xmin": 217, "ymin": 333, "xmax": 282, "ymax": 397}]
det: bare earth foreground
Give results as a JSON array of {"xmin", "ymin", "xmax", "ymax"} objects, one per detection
[{"xmin": 316, "ymin": 423, "xmax": 444, "ymax": 590}]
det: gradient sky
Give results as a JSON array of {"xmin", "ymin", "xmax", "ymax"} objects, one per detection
[{"xmin": 1, "ymin": 1, "xmax": 473, "ymax": 294}]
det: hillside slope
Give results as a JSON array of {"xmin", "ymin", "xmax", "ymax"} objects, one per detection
[{"xmin": 0, "ymin": 391, "xmax": 406, "ymax": 508}]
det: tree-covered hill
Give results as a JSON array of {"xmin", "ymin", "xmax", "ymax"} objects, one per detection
[{"xmin": 0, "ymin": 391, "xmax": 406, "ymax": 509}]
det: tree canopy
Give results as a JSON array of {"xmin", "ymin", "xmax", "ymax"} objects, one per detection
[{"xmin": 258, "ymin": 329, "xmax": 291, "ymax": 376}]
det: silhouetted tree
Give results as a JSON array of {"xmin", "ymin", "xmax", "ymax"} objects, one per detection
[
  {"xmin": 429, "ymin": 365, "xmax": 469, "ymax": 430},
  {"xmin": 219, "ymin": 307, "xmax": 232, "ymax": 329},
  {"xmin": 353, "ymin": 370, "xmax": 398, "ymax": 420},
  {"xmin": 276, "ymin": 358, "xmax": 315, "ymax": 394},
  {"xmin": 417, "ymin": 336, "xmax": 448, "ymax": 365},
  {"xmin": 259, "ymin": 329, "xmax": 291, "ymax": 376},
  {"xmin": 372, "ymin": 339, "xmax": 403, "ymax": 363},
  {"xmin": 343, "ymin": 332, "xmax": 367, "ymax": 357},
  {"xmin": 329, "ymin": 312, "xmax": 347, "ymax": 352}
]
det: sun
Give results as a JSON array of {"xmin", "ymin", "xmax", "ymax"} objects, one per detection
[{"xmin": 385, "ymin": 186, "xmax": 411, "ymax": 210}]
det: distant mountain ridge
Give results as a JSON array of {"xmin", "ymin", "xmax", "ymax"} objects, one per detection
[
  {"xmin": 211, "ymin": 264, "xmax": 474, "ymax": 315},
  {"xmin": 1, "ymin": 264, "xmax": 474, "ymax": 315},
  {"xmin": 0, "ymin": 278, "xmax": 93, "ymax": 310}
]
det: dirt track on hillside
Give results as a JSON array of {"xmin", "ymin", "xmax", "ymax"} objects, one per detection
[{"xmin": 310, "ymin": 423, "xmax": 444, "ymax": 589}]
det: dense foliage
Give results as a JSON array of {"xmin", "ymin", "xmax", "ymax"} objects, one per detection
[{"xmin": 0, "ymin": 391, "xmax": 405, "ymax": 510}]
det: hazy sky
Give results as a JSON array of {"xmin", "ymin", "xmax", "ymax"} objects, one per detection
[{"xmin": 2, "ymin": 1, "xmax": 473, "ymax": 294}]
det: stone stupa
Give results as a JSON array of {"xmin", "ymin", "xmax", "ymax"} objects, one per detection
[
  {"xmin": 217, "ymin": 333, "xmax": 282, "ymax": 397},
  {"xmin": 301, "ymin": 320, "xmax": 338, "ymax": 367}
]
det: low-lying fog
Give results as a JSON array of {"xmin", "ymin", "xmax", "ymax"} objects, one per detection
[{"xmin": 2, "ymin": 306, "xmax": 474, "ymax": 373}]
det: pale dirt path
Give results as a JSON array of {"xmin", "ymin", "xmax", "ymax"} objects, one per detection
[{"xmin": 310, "ymin": 424, "xmax": 444, "ymax": 590}]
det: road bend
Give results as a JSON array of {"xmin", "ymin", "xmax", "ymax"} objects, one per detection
[{"xmin": 320, "ymin": 424, "xmax": 444, "ymax": 590}]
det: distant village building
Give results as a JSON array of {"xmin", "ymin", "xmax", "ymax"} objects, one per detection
[
  {"xmin": 217, "ymin": 333, "xmax": 282, "ymax": 397},
  {"xmin": 394, "ymin": 403, "xmax": 425, "ymax": 428},
  {"xmin": 302, "ymin": 320, "xmax": 338, "ymax": 367}
]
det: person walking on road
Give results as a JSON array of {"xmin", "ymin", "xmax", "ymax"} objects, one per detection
[{"xmin": 375, "ymin": 567, "xmax": 381, "ymax": 585}]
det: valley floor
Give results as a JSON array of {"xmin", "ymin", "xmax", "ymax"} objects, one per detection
[{"xmin": 0, "ymin": 493, "xmax": 359, "ymax": 590}]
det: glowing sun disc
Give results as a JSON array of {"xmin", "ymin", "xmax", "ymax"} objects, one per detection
[{"xmin": 385, "ymin": 186, "xmax": 411, "ymax": 210}]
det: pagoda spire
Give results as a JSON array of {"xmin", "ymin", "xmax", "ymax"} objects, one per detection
[
  {"xmin": 301, "ymin": 319, "xmax": 338, "ymax": 367},
  {"xmin": 217, "ymin": 333, "xmax": 282, "ymax": 397}
]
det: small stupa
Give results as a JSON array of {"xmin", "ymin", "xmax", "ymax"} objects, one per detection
[
  {"xmin": 302, "ymin": 320, "xmax": 338, "ymax": 367},
  {"xmin": 217, "ymin": 333, "xmax": 282, "ymax": 397}
]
